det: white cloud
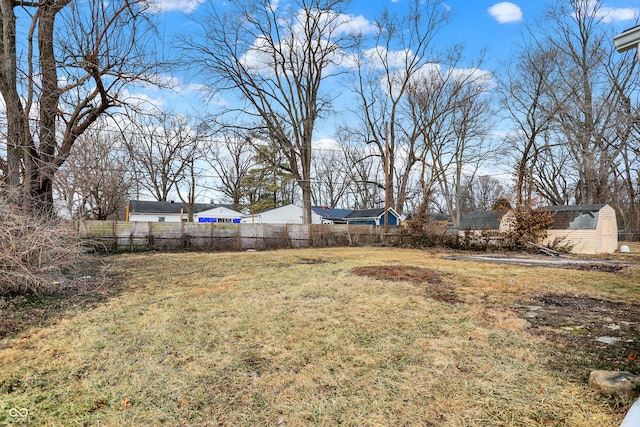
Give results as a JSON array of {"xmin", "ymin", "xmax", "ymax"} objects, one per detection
[
  {"xmin": 488, "ymin": 2, "xmax": 523, "ymax": 24},
  {"xmin": 291, "ymin": 10, "xmax": 375, "ymax": 38},
  {"xmin": 380, "ymin": 62, "xmax": 494, "ymax": 100},
  {"xmin": 313, "ymin": 138, "xmax": 342, "ymax": 151},
  {"xmin": 447, "ymin": 67, "xmax": 495, "ymax": 90},
  {"xmin": 595, "ymin": 6, "xmax": 638, "ymax": 23},
  {"xmin": 149, "ymin": 0, "xmax": 205, "ymax": 13},
  {"xmin": 361, "ymin": 46, "xmax": 414, "ymax": 70},
  {"xmin": 119, "ymin": 88, "xmax": 166, "ymax": 111},
  {"xmin": 239, "ymin": 10, "xmax": 375, "ymax": 74}
]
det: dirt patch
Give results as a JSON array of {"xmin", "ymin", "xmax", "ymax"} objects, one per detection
[
  {"xmin": 516, "ymin": 293, "xmax": 640, "ymax": 380},
  {"xmin": 352, "ymin": 266, "xmax": 458, "ymax": 304},
  {"xmin": 447, "ymin": 254, "xmax": 629, "ymax": 272},
  {"xmin": 564, "ymin": 263, "xmax": 627, "ymax": 273},
  {"xmin": 297, "ymin": 257, "xmax": 330, "ymax": 265}
]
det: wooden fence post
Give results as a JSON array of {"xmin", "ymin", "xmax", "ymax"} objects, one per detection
[
  {"xmin": 147, "ymin": 222, "xmax": 153, "ymax": 251},
  {"xmin": 237, "ymin": 223, "xmax": 241, "ymax": 250},
  {"xmin": 112, "ymin": 221, "xmax": 117, "ymax": 253},
  {"xmin": 214, "ymin": 222, "xmax": 216, "ymax": 252}
]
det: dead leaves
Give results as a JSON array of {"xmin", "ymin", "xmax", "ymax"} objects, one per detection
[
  {"xmin": 89, "ymin": 400, "xmax": 106, "ymax": 412},
  {"xmin": 119, "ymin": 397, "xmax": 132, "ymax": 410}
]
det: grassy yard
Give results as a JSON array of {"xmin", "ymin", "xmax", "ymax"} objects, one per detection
[{"xmin": 1, "ymin": 247, "xmax": 639, "ymax": 426}]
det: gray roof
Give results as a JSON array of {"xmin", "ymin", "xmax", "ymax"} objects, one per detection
[
  {"xmin": 459, "ymin": 210, "xmax": 508, "ymax": 230},
  {"xmin": 129, "ymin": 200, "xmax": 233, "ymax": 214},
  {"xmin": 546, "ymin": 204, "xmax": 607, "ymax": 213},
  {"xmin": 459, "ymin": 205, "xmax": 610, "ymax": 231},
  {"xmin": 311, "ymin": 207, "xmax": 354, "ymax": 219},
  {"xmin": 347, "ymin": 208, "xmax": 386, "ymax": 219},
  {"xmin": 547, "ymin": 204, "xmax": 608, "ymax": 230},
  {"xmin": 311, "ymin": 207, "xmax": 397, "ymax": 220}
]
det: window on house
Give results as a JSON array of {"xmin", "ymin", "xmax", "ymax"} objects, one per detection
[{"xmin": 158, "ymin": 217, "xmax": 165, "ymax": 222}]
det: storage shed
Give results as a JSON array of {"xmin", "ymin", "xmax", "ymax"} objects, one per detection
[
  {"xmin": 458, "ymin": 204, "xmax": 618, "ymax": 254},
  {"xmin": 458, "ymin": 210, "xmax": 514, "ymax": 232},
  {"xmin": 543, "ymin": 204, "xmax": 617, "ymax": 254}
]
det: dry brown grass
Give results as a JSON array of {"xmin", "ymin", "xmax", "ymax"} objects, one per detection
[{"xmin": 1, "ymin": 247, "xmax": 638, "ymax": 426}]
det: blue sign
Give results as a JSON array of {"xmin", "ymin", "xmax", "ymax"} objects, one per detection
[
  {"xmin": 233, "ymin": 218, "xmax": 241, "ymax": 224},
  {"xmin": 198, "ymin": 217, "xmax": 217, "ymax": 223}
]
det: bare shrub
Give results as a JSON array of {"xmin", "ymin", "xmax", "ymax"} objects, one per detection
[
  {"xmin": 502, "ymin": 207, "xmax": 554, "ymax": 250},
  {"xmin": 396, "ymin": 219, "xmax": 460, "ymax": 249},
  {"xmin": 0, "ymin": 205, "xmax": 84, "ymax": 295},
  {"xmin": 545, "ymin": 235, "xmax": 575, "ymax": 254}
]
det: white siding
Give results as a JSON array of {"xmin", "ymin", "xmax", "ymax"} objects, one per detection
[
  {"xmin": 195, "ymin": 207, "xmax": 243, "ymax": 223},
  {"xmin": 543, "ymin": 205, "xmax": 618, "ymax": 254},
  {"xmin": 544, "ymin": 230, "xmax": 599, "ymax": 254},
  {"xmin": 128, "ymin": 212, "xmax": 184, "ymax": 223},
  {"xmin": 241, "ymin": 204, "xmax": 323, "ymax": 224}
]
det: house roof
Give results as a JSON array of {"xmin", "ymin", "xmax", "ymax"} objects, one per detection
[
  {"xmin": 346, "ymin": 208, "xmax": 386, "ymax": 219},
  {"xmin": 459, "ymin": 210, "xmax": 508, "ymax": 230},
  {"xmin": 311, "ymin": 207, "xmax": 399, "ymax": 221},
  {"xmin": 129, "ymin": 200, "xmax": 234, "ymax": 214},
  {"xmin": 311, "ymin": 207, "xmax": 354, "ymax": 219}
]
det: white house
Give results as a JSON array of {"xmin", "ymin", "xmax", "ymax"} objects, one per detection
[
  {"xmin": 127, "ymin": 200, "xmax": 243, "ymax": 223},
  {"xmin": 241, "ymin": 204, "xmax": 323, "ymax": 224}
]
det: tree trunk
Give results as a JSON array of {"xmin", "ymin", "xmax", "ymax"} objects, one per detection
[{"xmin": 0, "ymin": 0, "xmax": 22, "ymax": 192}]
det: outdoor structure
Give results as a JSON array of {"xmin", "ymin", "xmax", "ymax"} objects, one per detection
[
  {"xmin": 127, "ymin": 200, "xmax": 243, "ymax": 223},
  {"xmin": 543, "ymin": 204, "xmax": 618, "ymax": 254},
  {"xmin": 241, "ymin": 204, "xmax": 324, "ymax": 224},
  {"xmin": 458, "ymin": 204, "xmax": 618, "ymax": 254},
  {"xmin": 458, "ymin": 210, "xmax": 514, "ymax": 232},
  {"xmin": 312, "ymin": 206, "xmax": 403, "ymax": 226}
]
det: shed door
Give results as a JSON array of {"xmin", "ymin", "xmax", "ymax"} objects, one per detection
[{"xmin": 601, "ymin": 217, "xmax": 615, "ymax": 252}]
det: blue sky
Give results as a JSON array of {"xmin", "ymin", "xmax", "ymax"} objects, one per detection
[
  {"xmin": 126, "ymin": 0, "xmax": 640, "ymax": 203},
  {"xmin": 143, "ymin": 0, "xmax": 640, "ymax": 136},
  {"xmin": 150, "ymin": 0, "xmax": 639, "ymax": 64}
]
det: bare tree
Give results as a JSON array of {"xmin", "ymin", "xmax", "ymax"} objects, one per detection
[
  {"xmin": 431, "ymin": 85, "xmax": 493, "ymax": 225},
  {"xmin": 334, "ymin": 127, "xmax": 384, "ymax": 209},
  {"xmin": 203, "ymin": 132, "xmax": 256, "ymax": 211},
  {"xmin": 401, "ymin": 54, "xmax": 494, "ymax": 225},
  {"xmin": 125, "ymin": 111, "xmax": 200, "ymax": 206},
  {"xmin": 311, "ymin": 147, "xmax": 351, "ymax": 208},
  {"xmin": 530, "ymin": 133, "xmax": 573, "ymax": 206},
  {"xmin": 350, "ymin": 0, "xmax": 449, "ymax": 215},
  {"xmin": 496, "ymin": 36, "xmax": 563, "ymax": 208},
  {"xmin": 460, "ymin": 175, "xmax": 508, "ymax": 213},
  {"xmin": 542, "ymin": 0, "xmax": 638, "ymax": 205},
  {"xmin": 0, "ymin": 1, "xmax": 159, "ymax": 215},
  {"xmin": 185, "ymin": 0, "xmax": 354, "ymax": 223},
  {"xmin": 55, "ymin": 119, "xmax": 131, "ymax": 220}
]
